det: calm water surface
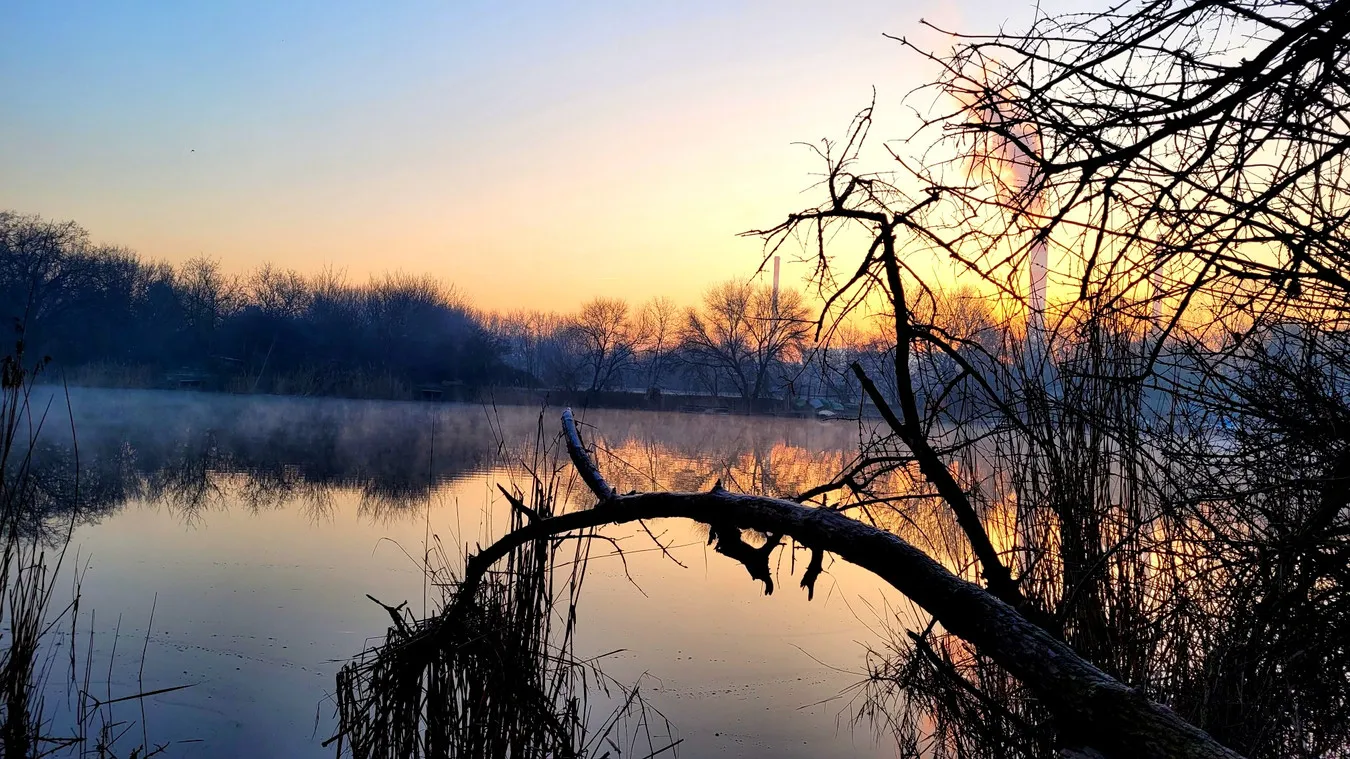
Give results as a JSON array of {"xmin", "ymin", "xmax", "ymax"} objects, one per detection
[{"xmin": 35, "ymin": 388, "xmax": 905, "ymax": 758}]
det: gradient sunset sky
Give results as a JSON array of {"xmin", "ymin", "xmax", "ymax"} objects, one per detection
[{"xmin": 2, "ymin": 0, "xmax": 1058, "ymax": 311}]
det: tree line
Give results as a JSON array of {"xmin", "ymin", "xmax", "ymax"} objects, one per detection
[
  {"xmin": 0, "ymin": 211, "xmax": 854, "ymax": 402},
  {"xmin": 0, "ymin": 209, "xmax": 1137, "ymax": 418}
]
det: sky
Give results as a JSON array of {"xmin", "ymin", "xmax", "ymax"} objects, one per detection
[{"xmin": 1, "ymin": 0, "xmax": 1058, "ymax": 312}]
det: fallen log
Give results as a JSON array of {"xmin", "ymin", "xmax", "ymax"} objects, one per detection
[{"xmin": 452, "ymin": 409, "xmax": 1244, "ymax": 759}]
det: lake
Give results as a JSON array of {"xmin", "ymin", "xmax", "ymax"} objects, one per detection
[{"xmin": 27, "ymin": 387, "xmax": 907, "ymax": 758}]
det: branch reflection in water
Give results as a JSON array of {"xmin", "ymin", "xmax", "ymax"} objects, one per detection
[{"xmin": 30, "ymin": 387, "xmax": 905, "ymax": 758}]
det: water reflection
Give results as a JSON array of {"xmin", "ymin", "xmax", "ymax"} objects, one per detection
[
  {"xmin": 31, "ymin": 388, "xmax": 898, "ymax": 759},
  {"xmin": 30, "ymin": 386, "xmax": 977, "ymax": 600},
  {"xmin": 31, "ymin": 388, "xmax": 871, "ymax": 526}
]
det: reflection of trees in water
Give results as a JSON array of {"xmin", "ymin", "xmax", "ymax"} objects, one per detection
[
  {"xmin": 232, "ymin": 467, "xmax": 334, "ymax": 520},
  {"xmin": 32, "ymin": 395, "xmax": 869, "ymax": 526},
  {"xmin": 28, "ymin": 394, "xmax": 513, "ymax": 520},
  {"xmin": 598, "ymin": 436, "xmax": 853, "ymax": 500},
  {"xmin": 13, "ymin": 440, "xmax": 140, "ymax": 538},
  {"xmin": 581, "ymin": 408, "xmax": 864, "ymax": 499},
  {"xmin": 142, "ymin": 431, "xmax": 228, "ymax": 515}
]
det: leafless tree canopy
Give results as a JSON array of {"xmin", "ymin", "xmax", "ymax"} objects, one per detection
[
  {"xmin": 333, "ymin": 2, "xmax": 1350, "ymax": 759},
  {"xmin": 680, "ymin": 281, "xmax": 811, "ymax": 401},
  {"xmin": 739, "ymin": 1, "xmax": 1350, "ymax": 756},
  {"xmin": 908, "ymin": 0, "xmax": 1350, "ymax": 328}
]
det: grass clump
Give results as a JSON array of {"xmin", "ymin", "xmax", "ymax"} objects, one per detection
[{"xmin": 333, "ymin": 417, "xmax": 677, "ymax": 759}]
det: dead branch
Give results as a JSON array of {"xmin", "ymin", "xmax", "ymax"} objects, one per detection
[{"xmin": 440, "ymin": 410, "xmax": 1246, "ymax": 759}]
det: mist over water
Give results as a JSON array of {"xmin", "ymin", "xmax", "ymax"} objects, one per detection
[{"xmin": 32, "ymin": 387, "xmax": 899, "ymax": 758}]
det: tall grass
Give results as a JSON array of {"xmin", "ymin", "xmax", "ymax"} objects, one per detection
[
  {"xmin": 846, "ymin": 308, "xmax": 1350, "ymax": 758},
  {"xmin": 0, "ymin": 329, "xmax": 67, "ymax": 755},
  {"xmin": 50, "ymin": 364, "xmax": 158, "ymax": 392},
  {"xmin": 0, "ymin": 329, "xmax": 172, "ymax": 758},
  {"xmin": 333, "ymin": 413, "xmax": 677, "ymax": 759}
]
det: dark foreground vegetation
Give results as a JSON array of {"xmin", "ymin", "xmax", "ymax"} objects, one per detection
[
  {"xmin": 0, "ymin": 334, "xmax": 189, "ymax": 757},
  {"xmin": 331, "ymin": 0, "xmax": 1350, "ymax": 758},
  {"xmin": 335, "ymin": 422, "xmax": 679, "ymax": 759},
  {"xmin": 4, "ymin": 0, "xmax": 1348, "ymax": 756}
]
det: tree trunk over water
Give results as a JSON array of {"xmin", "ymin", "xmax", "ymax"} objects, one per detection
[{"xmin": 452, "ymin": 410, "xmax": 1246, "ymax": 759}]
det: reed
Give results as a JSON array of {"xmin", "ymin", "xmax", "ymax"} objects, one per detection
[
  {"xmin": 0, "ymin": 328, "xmax": 64, "ymax": 756},
  {"xmin": 0, "ymin": 328, "xmax": 173, "ymax": 758},
  {"xmin": 846, "ymin": 307, "xmax": 1350, "ymax": 758},
  {"xmin": 333, "ymin": 412, "xmax": 676, "ymax": 759}
]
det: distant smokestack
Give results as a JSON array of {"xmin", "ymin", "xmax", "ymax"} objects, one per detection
[
  {"xmin": 1151, "ymin": 253, "xmax": 1164, "ymax": 325},
  {"xmin": 976, "ymin": 97, "xmax": 1046, "ymax": 343},
  {"xmin": 772, "ymin": 256, "xmax": 781, "ymax": 315},
  {"xmin": 1029, "ymin": 238, "xmax": 1047, "ymax": 335}
]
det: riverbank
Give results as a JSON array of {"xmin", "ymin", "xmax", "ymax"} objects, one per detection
[{"xmin": 45, "ymin": 365, "xmax": 860, "ymax": 419}]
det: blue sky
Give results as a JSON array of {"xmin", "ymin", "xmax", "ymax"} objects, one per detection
[{"xmin": 1, "ymin": 0, "xmax": 1057, "ymax": 310}]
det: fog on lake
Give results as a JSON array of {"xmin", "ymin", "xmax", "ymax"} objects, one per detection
[{"xmin": 28, "ymin": 387, "xmax": 906, "ymax": 759}]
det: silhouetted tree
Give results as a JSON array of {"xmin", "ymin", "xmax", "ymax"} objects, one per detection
[
  {"xmin": 635, "ymin": 296, "xmax": 678, "ymax": 391},
  {"xmin": 334, "ymin": 2, "xmax": 1350, "ymax": 758},
  {"xmin": 568, "ymin": 297, "xmax": 637, "ymax": 392},
  {"xmin": 681, "ymin": 281, "xmax": 810, "ymax": 401},
  {"xmin": 0, "ymin": 216, "xmax": 508, "ymax": 396}
]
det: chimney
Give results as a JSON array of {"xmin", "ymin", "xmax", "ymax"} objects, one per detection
[
  {"xmin": 772, "ymin": 256, "xmax": 781, "ymax": 315},
  {"xmin": 1029, "ymin": 238, "xmax": 1047, "ymax": 335}
]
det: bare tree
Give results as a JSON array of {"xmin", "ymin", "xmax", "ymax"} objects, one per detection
[
  {"xmin": 0, "ymin": 213, "xmax": 93, "ymax": 326},
  {"xmin": 896, "ymin": 0, "xmax": 1350, "ymax": 337},
  {"xmin": 248, "ymin": 264, "xmax": 311, "ymax": 319},
  {"xmin": 540, "ymin": 322, "xmax": 589, "ymax": 392},
  {"xmin": 568, "ymin": 297, "xmax": 636, "ymax": 392},
  {"xmin": 175, "ymin": 256, "xmax": 242, "ymax": 358},
  {"xmin": 485, "ymin": 309, "xmax": 561, "ymax": 386},
  {"xmin": 681, "ymin": 281, "xmax": 810, "ymax": 401},
  {"xmin": 634, "ymin": 296, "xmax": 678, "ymax": 391},
  {"xmin": 927, "ymin": 285, "xmax": 1002, "ymax": 352}
]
